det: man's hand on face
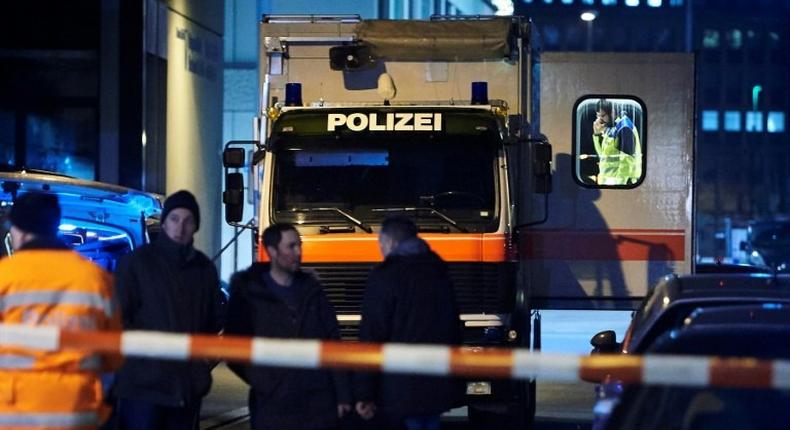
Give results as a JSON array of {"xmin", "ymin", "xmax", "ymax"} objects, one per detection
[
  {"xmin": 593, "ymin": 117, "xmax": 606, "ymax": 135},
  {"xmin": 355, "ymin": 401, "xmax": 377, "ymax": 420}
]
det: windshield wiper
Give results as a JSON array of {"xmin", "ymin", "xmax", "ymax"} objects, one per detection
[
  {"xmin": 371, "ymin": 207, "xmax": 468, "ymax": 233},
  {"xmin": 287, "ymin": 207, "xmax": 372, "ymax": 233}
]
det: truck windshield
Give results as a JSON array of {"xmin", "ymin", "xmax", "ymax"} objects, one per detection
[{"xmin": 271, "ymin": 133, "xmax": 499, "ymax": 232}]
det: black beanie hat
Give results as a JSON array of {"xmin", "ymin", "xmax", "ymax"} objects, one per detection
[
  {"xmin": 9, "ymin": 192, "xmax": 61, "ymax": 237},
  {"xmin": 161, "ymin": 190, "xmax": 200, "ymax": 231}
]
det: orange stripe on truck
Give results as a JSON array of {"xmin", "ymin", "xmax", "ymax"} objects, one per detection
[
  {"xmin": 522, "ymin": 229, "xmax": 686, "ymax": 261},
  {"xmin": 258, "ymin": 233, "xmax": 507, "ymax": 263}
]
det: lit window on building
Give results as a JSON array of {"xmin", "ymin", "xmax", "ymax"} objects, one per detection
[
  {"xmin": 724, "ymin": 111, "xmax": 741, "ymax": 132},
  {"xmin": 581, "ymin": 0, "xmax": 594, "ymax": 4},
  {"xmin": 561, "ymin": 0, "xmax": 573, "ymax": 4},
  {"xmin": 543, "ymin": 0, "xmax": 554, "ymax": 4},
  {"xmin": 625, "ymin": 0, "xmax": 639, "ymax": 6},
  {"xmin": 727, "ymin": 29, "xmax": 743, "ymax": 49},
  {"xmin": 767, "ymin": 111, "xmax": 785, "ymax": 133},
  {"xmin": 601, "ymin": 0, "xmax": 617, "ymax": 5},
  {"xmin": 702, "ymin": 110, "xmax": 719, "ymax": 131},
  {"xmin": 702, "ymin": 30, "xmax": 720, "ymax": 48},
  {"xmin": 745, "ymin": 111, "xmax": 763, "ymax": 132},
  {"xmin": 669, "ymin": 0, "xmax": 683, "ymax": 5},
  {"xmin": 647, "ymin": 0, "xmax": 662, "ymax": 6}
]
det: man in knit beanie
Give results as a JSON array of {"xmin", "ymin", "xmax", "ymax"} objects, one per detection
[
  {"xmin": 113, "ymin": 190, "xmax": 224, "ymax": 429},
  {"xmin": 0, "ymin": 192, "xmax": 121, "ymax": 429}
]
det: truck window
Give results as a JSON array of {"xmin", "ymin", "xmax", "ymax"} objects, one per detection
[
  {"xmin": 270, "ymin": 134, "xmax": 499, "ymax": 233},
  {"xmin": 573, "ymin": 96, "xmax": 646, "ymax": 188}
]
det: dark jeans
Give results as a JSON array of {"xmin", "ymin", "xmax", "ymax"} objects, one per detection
[{"xmin": 116, "ymin": 398, "xmax": 201, "ymax": 430}]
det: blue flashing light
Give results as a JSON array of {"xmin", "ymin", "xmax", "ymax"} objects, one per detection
[
  {"xmin": 59, "ymin": 224, "xmax": 78, "ymax": 232},
  {"xmin": 763, "ymin": 303, "xmax": 783, "ymax": 310},
  {"xmin": 471, "ymin": 81, "xmax": 489, "ymax": 105},
  {"xmin": 285, "ymin": 83, "xmax": 303, "ymax": 107}
]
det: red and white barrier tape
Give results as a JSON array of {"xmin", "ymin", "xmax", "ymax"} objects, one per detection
[{"xmin": 1, "ymin": 324, "xmax": 788, "ymax": 390}]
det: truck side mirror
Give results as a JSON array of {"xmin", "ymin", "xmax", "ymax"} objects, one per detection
[
  {"xmin": 590, "ymin": 330, "xmax": 620, "ymax": 354},
  {"xmin": 223, "ymin": 148, "xmax": 246, "ymax": 168},
  {"xmin": 532, "ymin": 141, "xmax": 552, "ymax": 194},
  {"xmin": 224, "ymin": 173, "xmax": 244, "ymax": 223}
]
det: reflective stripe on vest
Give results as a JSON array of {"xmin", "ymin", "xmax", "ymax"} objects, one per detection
[
  {"xmin": 0, "ymin": 291, "xmax": 113, "ymax": 318},
  {"xmin": 0, "ymin": 412, "xmax": 98, "ymax": 427},
  {"xmin": 79, "ymin": 354, "xmax": 102, "ymax": 370},
  {"xmin": 0, "ymin": 353, "xmax": 35, "ymax": 369},
  {"xmin": 0, "ymin": 353, "xmax": 100, "ymax": 370}
]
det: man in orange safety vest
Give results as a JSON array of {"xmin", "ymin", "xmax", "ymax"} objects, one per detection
[{"xmin": 0, "ymin": 192, "xmax": 121, "ymax": 429}]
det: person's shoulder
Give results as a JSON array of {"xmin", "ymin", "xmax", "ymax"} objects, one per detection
[{"xmin": 230, "ymin": 263, "xmax": 268, "ymax": 289}]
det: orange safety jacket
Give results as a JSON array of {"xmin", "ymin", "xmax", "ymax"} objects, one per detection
[{"xmin": 0, "ymin": 245, "xmax": 122, "ymax": 430}]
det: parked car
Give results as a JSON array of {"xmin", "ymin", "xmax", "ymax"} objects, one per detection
[
  {"xmin": 1, "ymin": 168, "xmax": 162, "ymax": 271},
  {"xmin": 741, "ymin": 219, "xmax": 790, "ymax": 272},
  {"xmin": 589, "ymin": 273, "xmax": 790, "ymax": 430}
]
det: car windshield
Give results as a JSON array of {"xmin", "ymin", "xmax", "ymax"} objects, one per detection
[{"xmin": 607, "ymin": 385, "xmax": 790, "ymax": 430}]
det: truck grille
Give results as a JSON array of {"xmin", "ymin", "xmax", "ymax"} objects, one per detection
[{"xmin": 302, "ymin": 262, "xmax": 515, "ymax": 339}]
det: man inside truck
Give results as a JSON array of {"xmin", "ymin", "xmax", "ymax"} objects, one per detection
[{"xmin": 592, "ymin": 98, "xmax": 643, "ymax": 185}]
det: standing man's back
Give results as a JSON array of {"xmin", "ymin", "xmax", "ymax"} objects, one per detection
[
  {"xmin": 0, "ymin": 192, "xmax": 121, "ymax": 430},
  {"xmin": 356, "ymin": 216, "xmax": 461, "ymax": 430}
]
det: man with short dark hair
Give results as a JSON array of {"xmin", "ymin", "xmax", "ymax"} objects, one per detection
[
  {"xmin": 0, "ymin": 192, "xmax": 121, "ymax": 429},
  {"xmin": 592, "ymin": 98, "xmax": 642, "ymax": 185},
  {"xmin": 355, "ymin": 216, "xmax": 461, "ymax": 430},
  {"xmin": 113, "ymin": 190, "xmax": 224, "ymax": 430},
  {"xmin": 225, "ymin": 223, "xmax": 351, "ymax": 430}
]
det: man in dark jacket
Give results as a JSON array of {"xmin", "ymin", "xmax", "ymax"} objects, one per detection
[
  {"xmin": 355, "ymin": 216, "xmax": 462, "ymax": 430},
  {"xmin": 113, "ymin": 190, "xmax": 224, "ymax": 430},
  {"xmin": 225, "ymin": 223, "xmax": 351, "ymax": 430}
]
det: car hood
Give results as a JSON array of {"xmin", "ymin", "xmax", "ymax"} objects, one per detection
[{"xmin": 1, "ymin": 171, "xmax": 162, "ymax": 247}]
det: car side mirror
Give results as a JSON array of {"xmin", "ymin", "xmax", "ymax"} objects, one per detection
[{"xmin": 590, "ymin": 330, "xmax": 620, "ymax": 354}]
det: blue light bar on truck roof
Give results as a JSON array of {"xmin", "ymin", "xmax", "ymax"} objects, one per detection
[
  {"xmin": 471, "ymin": 81, "xmax": 489, "ymax": 105},
  {"xmin": 285, "ymin": 82, "xmax": 303, "ymax": 107}
]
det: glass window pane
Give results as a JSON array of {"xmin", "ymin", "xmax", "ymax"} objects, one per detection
[
  {"xmin": 0, "ymin": 111, "xmax": 14, "ymax": 166},
  {"xmin": 724, "ymin": 111, "xmax": 741, "ymax": 132},
  {"xmin": 25, "ymin": 108, "xmax": 97, "ymax": 180},
  {"xmin": 745, "ymin": 111, "xmax": 764, "ymax": 132},
  {"xmin": 625, "ymin": 0, "xmax": 639, "ymax": 6},
  {"xmin": 703, "ymin": 30, "xmax": 720, "ymax": 48},
  {"xmin": 767, "ymin": 111, "xmax": 785, "ymax": 133},
  {"xmin": 574, "ymin": 96, "xmax": 646, "ymax": 188},
  {"xmin": 701, "ymin": 110, "xmax": 719, "ymax": 131},
  {"xmin": 727, "ymin": 29, "xmax": 743, "ymax": 49},
  {"xmin": 647, "ymin": 0, "xmax": 662, "ymax": 6}
]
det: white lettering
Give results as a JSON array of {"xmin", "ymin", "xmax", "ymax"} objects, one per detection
[
  {"xmin": 414, "ymin": 113, "xmax": 432, "ymax": 131},
  {"xmin": 395, "ymin": 113, "xmax": 413, "ymax": 131},
  {"xmin": 327, "ymin": 113, "xmax": 346, "ymax": 131},
  {"xmin": 325, "ymin": 112, "xmax": 443, "ymax": 132},
  {"xmin": 369, "ymin": 113, "xmax": 386, "ymax": 131},
  {"xmin": 346, "ymin": 113, "xmax": 368, "ymax": 131}
]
